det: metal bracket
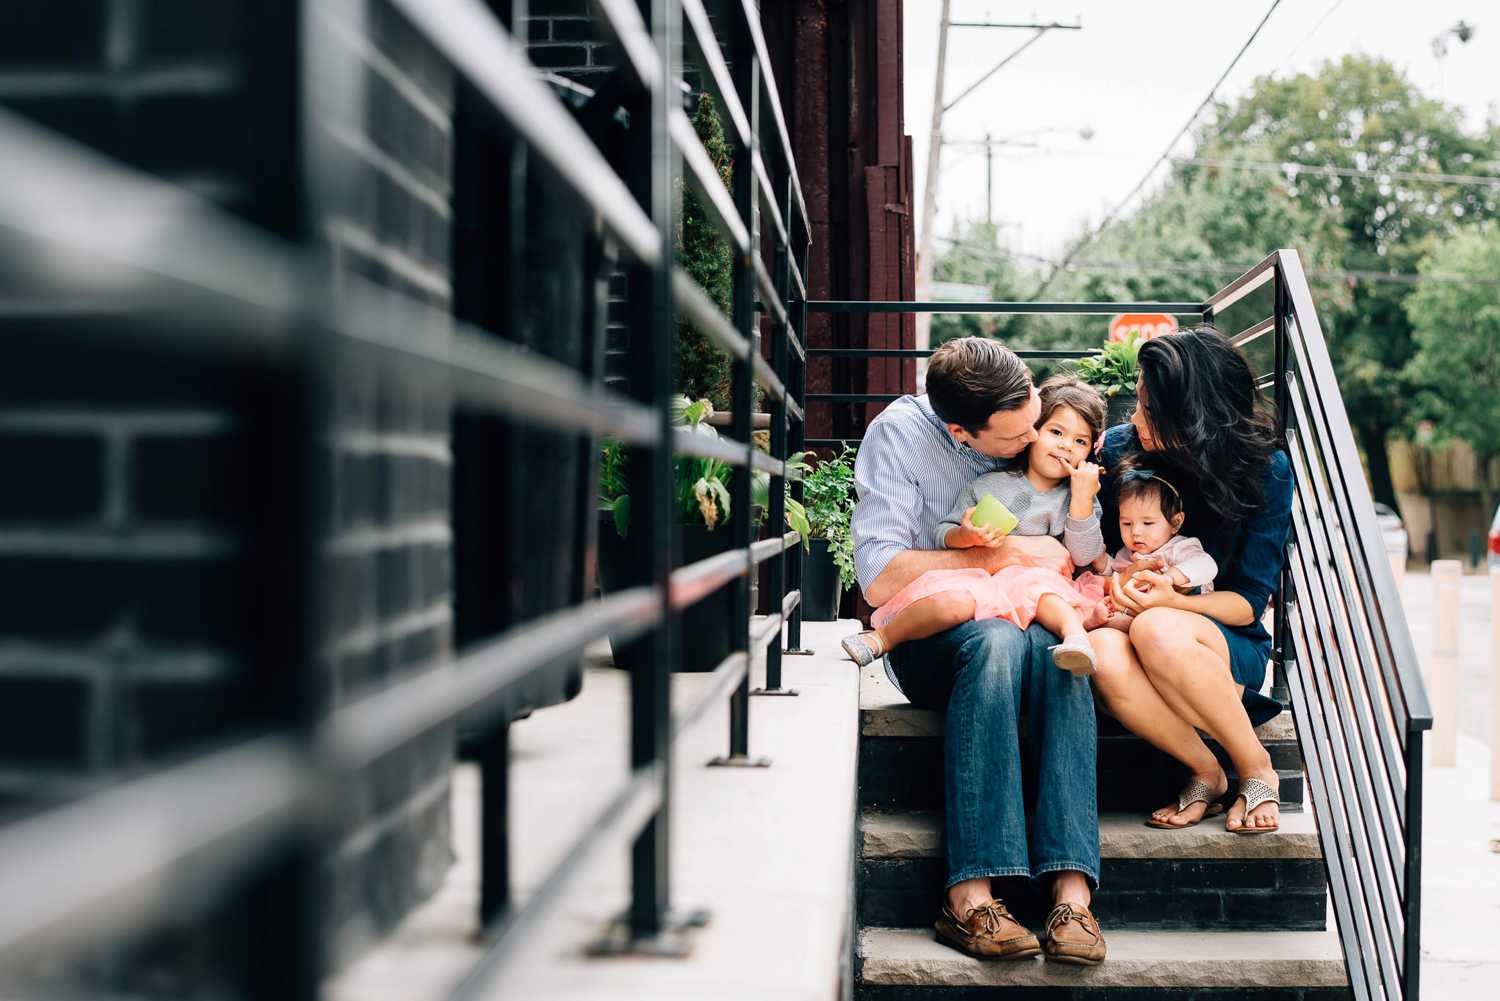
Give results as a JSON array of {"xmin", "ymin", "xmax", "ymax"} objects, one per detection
[
  {"xmin": 707, "ymin": 753, "xmax": 771, "ymax": 768},
  {"xmin": 782, "ymin": 647, "xmax": 815, "ymax": 656},
  {"xmin": 751, "ymin": 686, "xmax": 800, "ymax": 697},
  {"xmin": 584, "ymin": 907, "xmax": 711, "ymax": 958}
]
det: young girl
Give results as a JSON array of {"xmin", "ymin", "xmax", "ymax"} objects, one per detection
[
  {"xmin": 1094, "ymin": 465, "xmax": 1218, "ymax": 630},
  {"xmin": 840, "ymin": 375, "xmax": 1111, "ymax": 676}
]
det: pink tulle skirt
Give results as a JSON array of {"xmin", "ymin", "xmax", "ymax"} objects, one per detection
[{"xmin": 871, "ymin": 565, "xmax": 1110, "ymax": 632}]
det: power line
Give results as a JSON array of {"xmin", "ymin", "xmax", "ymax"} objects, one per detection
[
  {"xmin": 1281, "ymin": 0, "xmax": 1347, "ymax": 65},
  {"xmin": 1172, "ymin": 156, "xmax": 1500, "ymax": 188},
  {"xmin": 1030, "ymin": 0, "xmax": 1287, "ymax": 298}
]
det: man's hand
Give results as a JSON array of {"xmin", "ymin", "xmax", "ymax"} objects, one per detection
[
  {"xmin": 980, "ymin": 534, "xmax": 1071, "ymax": 576},
  {"xmin": 946, "ymin": 505, "xmax": 1009, "ymax": 549},
  {"xmin": 1117, "ymin": 554, "xmax": 1166, "ymax": 580},
  {"xmin": 1110, "ymin": 568, "xmax": 1178, "ymax": 614}
]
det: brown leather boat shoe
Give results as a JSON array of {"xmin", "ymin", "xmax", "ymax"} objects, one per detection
[
  {"xmin": 934, "ymin": 899, "xmax": 1041, "ymax": 960},
  {"xmin": 1042, "ymin": 901, "xmax": 1106, "ymax": 965}
]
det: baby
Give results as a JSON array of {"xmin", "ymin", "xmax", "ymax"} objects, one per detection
[
  {"xmin": 1095, "ymin": 466, "xmax": 1217, "ymax": 629},
  {"xmin": 841, "ymin": 375, "xmax": 1109, "ymax": 676}
]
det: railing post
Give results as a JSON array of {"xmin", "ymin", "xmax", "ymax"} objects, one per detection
[
  {"xmin": 1271, "ymin": 266, "xmax": 1290, "ymax": 706},
  {"xmin": 621, "ymin": 0, "xmax": 677, "ymax": 944},
  {"xmin": 756, "ymin": 174, "xmax": 799, "ymax": 697},
  {"xmin": 1404, "ymin": 725, "xmax": 1424, "ymax": 1001},
  {"xmin": 711, "ymin": 16, "xmax": 768, "ymax": 768},
  {"xmin": 786, "ymin": 232, "xmax": 812, "ymax": 654}
]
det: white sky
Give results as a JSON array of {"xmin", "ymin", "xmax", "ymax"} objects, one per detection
[{"xmin": 905, "ymin": 1, "xmax": 1500, "ymax": 264}]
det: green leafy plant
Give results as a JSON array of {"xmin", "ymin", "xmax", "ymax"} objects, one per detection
[
  {"xmin": 801, "ymin": 445, "xmax": 859, "ymax": 589},
  {"xmin": 677, "ymin": 93, "xmax": 735, "ymax": 409},
  {"xmin": 1073, "ymin": 333, "xmax": 1142, "ymax": 397},
  {"xmin": 600, "ymin": 396, "xmax": 810, "ymax": 545}
]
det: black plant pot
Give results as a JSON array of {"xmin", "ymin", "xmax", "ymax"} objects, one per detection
[
  {"xmin": 596, "ymin": 513, "xmax": 738, "ymax": 672},
  {"xmin": 801, "ymin": 538, "xmax": 843, "ymax": 621},
  {"xmin": 1104, "ymin": 392, "xmax": 1137, "ymax": 431}
]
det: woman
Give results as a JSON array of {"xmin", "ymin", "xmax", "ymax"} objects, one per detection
[{"xmin": 1089, "ymin": 327, "xmax": 1293, "ymax": 834}]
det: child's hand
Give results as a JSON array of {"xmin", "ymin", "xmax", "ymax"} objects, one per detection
[
  {"xmin": 949, "ymin": 505, "xmax": 1007, "ymax": 549},
  {"xmin": 1060, "ymin": 456, "xmax": 1103, "ymax": 501}
]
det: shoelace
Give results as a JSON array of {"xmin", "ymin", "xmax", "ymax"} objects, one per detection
[
  {"xmin": 1047, "ymin": 903, "xmax": 1096, "ymax": 938},
  {"xmin": 966, "ymin": 902, "xmax": 1014, "ymax": 936}
]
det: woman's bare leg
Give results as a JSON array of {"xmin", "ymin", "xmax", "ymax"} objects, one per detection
[
  {"xmin": 1089, "ymin": 627, "xmax": 1226, "ymax": 825},
  {"xmin": 1128, "ymin": 608, "xmax": 1280, "ymax": 831},
  {"xmin": 871, "ymin": 591, "xmax": 978, "ymax": 651}
]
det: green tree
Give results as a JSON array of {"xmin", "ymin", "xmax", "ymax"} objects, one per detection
[
  {"xmin": 929, "ymin": 220, "xmax": 1029, "ymax": 347},
  {"xmin": 1197, "ymin": 55, "xmax": 1499, "ymax": 509},
  {"xmin": 1402, "ymin": 222, "xmax": 1500, "ymax": 512}
]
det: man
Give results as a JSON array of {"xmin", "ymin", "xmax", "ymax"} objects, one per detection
[{"xmin": 851, "ymin": 337, "xmax": 1105, "ymax": 964}]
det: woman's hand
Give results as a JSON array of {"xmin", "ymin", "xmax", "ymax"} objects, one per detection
[
  {"xmin": 1120, "ymin": 569, "xmax": 1180, "ymax": 612},
  {"xmin": 947, "ymin": 506, "xmax": 1008, "ymax": 549}
]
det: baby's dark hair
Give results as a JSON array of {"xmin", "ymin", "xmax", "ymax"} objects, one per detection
[
  {"xmin": 1115, "ymin": 461, "xmax": 1185, "ymax": 522},
  {"xmin": 1035, "ymin": 374, "xmax": 1106, "ymax": 442}
]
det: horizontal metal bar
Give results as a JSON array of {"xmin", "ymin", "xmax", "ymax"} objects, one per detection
[
  {"xmin": 807, "ymin": 300, "xmax": 1205, "ymax": 315},
  {"xmin": 325, "ymin": 587, "xmax": 661, "ymax": 771},
  {"xmin": 734, "ymin": 0, "xmax": 810, "ymax": 234},
  {"xmin": 673, "ymin": 268, "xmax": 749, "ymax": 361},
  {"xmin": 785, "ymin": 394, "xmax": 804, "ymax": 424},
  {"xmin": 674, "ymin": 428, "xmax": 751, "ymax": 468},
  {"xmin": 808, "ymin": 393, "xmax": 901, "ymax": 403},
  {"xmin": 754, "ymin": 254, "xmax": 788, "ymax": 326},
  {"xmin": 805, "ymin": 347, "xmax": 1089, "ymax": 359},
  {"xmin": 750, "ymin": 531, "xmax": 800, "ymax": 565},
  {"xmin": 671, "ymin": 652, "xmax": 749, "ymax": 740},
  {"xmin": 0, "ymin": 735, "xmax": 306, "ymax": 962},
  {"xmin": 1204, "ymin": 251, "xmax": 1278, "ymax": 312},
  {"xmin": 387, "ymin": 0, "xmax": 659, "ymax": 265},
  {"xmin": 753, "ymin": 353, "xmax": 787, "ymax": 405},
  {"xmin": 670, "ymin": 549, "xmax": 749, "ymax": 609},
  {"xmin": 751, "ymin": 612, "xmax": 783, "ymax": 650},
  {"xmin": 587, "ymin": 0, "xmax": 663, "ymax": 94},
  {"xmin": 785, "ymin": 323, "xmax": 805, "ymax": 362},
  {"xmin": 672, "ymin": 106, "xmax": 751, "ymax": 253},
  {"xmin": 450, "ymin": 764, "xmax": 662, "ymax": 1001},
  {"xmin": 336, "ymin": 277, "xmax": 660, "ymax": 446},
  {"xmin": 1231, "ymin": 315, "xmax": 1275, "ymax": 348},
  {"xmin": 681, "ymin": 0, "xmax": 750, "ymax": 146},
  {"xmin": 752, "ymin": 152, "xmax": 789, "ymax": 249},
  {"xmin": 781, "ymin": 588, "xmax": 802, "ymax": 619}
]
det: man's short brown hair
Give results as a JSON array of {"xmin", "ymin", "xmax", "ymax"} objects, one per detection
[{"xmin": 925, "ymin": 337, "xmax": 1033, "ymax": 435}]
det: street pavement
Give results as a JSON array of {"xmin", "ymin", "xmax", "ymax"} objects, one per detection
[{"xmin": 1394, "ymin": 569, "xmax": 1500, "ymax": 997}]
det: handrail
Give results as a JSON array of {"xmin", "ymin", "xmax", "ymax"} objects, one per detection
[
  {"xmin": 1262, "ymin": 249, "xmax": 1430, "ymax": 1001},
  {"xmin": 0, "ymin": 0, "xmax": 812, "ymax": 994}
]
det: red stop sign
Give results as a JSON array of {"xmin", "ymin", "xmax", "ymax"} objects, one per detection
[{"xmin": 1109, "ymin": 313, "xmax": 1178, "ymax": 343}]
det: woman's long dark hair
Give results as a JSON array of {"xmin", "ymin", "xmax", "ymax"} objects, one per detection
[{"xmin": 1135, "ymin": 327, "xmax": 1280, "ymax": 527}]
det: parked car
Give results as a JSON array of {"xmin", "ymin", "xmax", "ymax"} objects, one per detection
[
  {"xmin": 1372, "ymin": 502, "xmax": 1409, "ymax": 565},
  {"xmin": 1489, "ymin": 501, "xmax": 1500, "ymax": 570}
]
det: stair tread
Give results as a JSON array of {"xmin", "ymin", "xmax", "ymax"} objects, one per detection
[
  {"xmin": 859, "ymin": 926, "xmax": 1347, "ymax": 989},
  {"xmin": 859, "ymin": 659, "xmax": 1297, "ymax": 742},
  {"xmin": 863, "ymin": 809, "xmax": 1320, "ymax": 861}
]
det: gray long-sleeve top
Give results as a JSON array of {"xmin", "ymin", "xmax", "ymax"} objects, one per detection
[{"xmin": 937, "ymin": 468, "xmax": 1105, "ymax": 567}]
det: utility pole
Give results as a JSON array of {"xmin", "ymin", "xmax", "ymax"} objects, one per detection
[
  {"xmin": 915, "ymin": 0, "xmax": 952, "ymax": 359},
  {"xmin": 915, "ymin": 12, "xmax": 1081, "ymax": 355}
]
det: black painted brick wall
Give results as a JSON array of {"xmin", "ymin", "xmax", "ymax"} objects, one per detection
[{"xmin": 0, "ymin": 0, "xmax": 454, "ymax": 985}]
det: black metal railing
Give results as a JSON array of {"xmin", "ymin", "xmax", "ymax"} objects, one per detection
[
  {"xmin": 0, "ymin": 0, "xmax": 809, "ymax": 996},
  {"xmin": 803, "ymin": 251, "xmax": 1432, "ymax": 1001}
]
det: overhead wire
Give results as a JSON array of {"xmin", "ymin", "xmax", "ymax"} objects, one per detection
[{"xmin": 1029, "ymin": 0, "xmax": 1287, "ymax": 298}]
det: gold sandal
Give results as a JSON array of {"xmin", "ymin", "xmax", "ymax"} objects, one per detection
[
  {"xmin": 1145, "ymin": 777, "xmax": 1229, "ymax": 829},
  {"xmin": 1228, "ymin": 777, "xmax": 1280, "ymax": 835}
]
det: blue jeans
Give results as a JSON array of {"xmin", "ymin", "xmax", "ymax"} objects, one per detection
[{"xmin": 888, "ymin": 619, "xmax": 1100, "ymax": 891}]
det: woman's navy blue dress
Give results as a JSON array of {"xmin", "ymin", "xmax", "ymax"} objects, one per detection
[{"xmin": 1096, "ymin": 424, "xmax": 1293, "ymax": 727}]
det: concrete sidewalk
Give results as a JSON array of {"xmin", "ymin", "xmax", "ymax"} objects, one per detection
[{"xmin": 1419, "ymin": 732, "xmax": 1500, "ymax": 998}]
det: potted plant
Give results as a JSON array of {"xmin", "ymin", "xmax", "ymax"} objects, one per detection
[
  {"xmin": 799, "ymin": 445, "xmax": 858, "ymax": 620},
  {"xmin": 597, "ymin": 397, "xmax": 809, "ymax": 671},
  {"xmin": 1074, "ymin": 332, "xmax": 1142, "ymax": 428}
]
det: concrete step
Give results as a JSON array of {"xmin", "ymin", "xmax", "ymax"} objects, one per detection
[
  {"xmin": 858, "ymin": 661, "xmax": 1306, "ymax": 813},
  {"xmin": 857, "ymin": 926, "xmax": 1347, "ymax": 1000},
  {"xmin": 859, "ymin": 811, "xmax": 1326, "ymax": 932}
]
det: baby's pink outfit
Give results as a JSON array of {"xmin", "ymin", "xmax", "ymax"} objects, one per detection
[{"xmin": 869, "ymin": 534, "xmax": 1215, "ymax": 634}]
